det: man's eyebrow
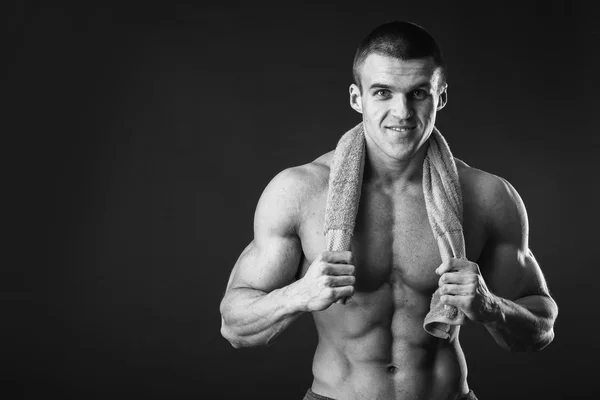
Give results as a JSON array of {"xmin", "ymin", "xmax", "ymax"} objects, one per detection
[
  {"xmin": 368, "ymin": 82, "xmax": 432, "ymax": 91},
  {"xmin": 409, "ymin": 82, "xmax": 432, "ymax": 90},
  {"xmin": 369, "ymin": 83, "xmax": 393, "ymax": 90}
]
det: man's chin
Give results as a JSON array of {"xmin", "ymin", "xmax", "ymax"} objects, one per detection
[{"xmin": 386, "ymin": 139, "xmax": 431, "ymax": 160}]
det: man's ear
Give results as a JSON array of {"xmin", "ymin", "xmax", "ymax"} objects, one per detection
[
  {"xmin": 437, "ymin": 84, "xmax": 448, "ymax": 111},
  {"xmin": 349, "ymin": 83, "xmax": 363, "ymax": 114}
]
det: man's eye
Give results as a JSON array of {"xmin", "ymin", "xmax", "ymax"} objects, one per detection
[
  {"xmin": 412, "ymin": 89, "xmax": 428, "ymax": 100},
  {"xmin": 375, "ymin": 89, "xmax": 390, "ymax": 97}
]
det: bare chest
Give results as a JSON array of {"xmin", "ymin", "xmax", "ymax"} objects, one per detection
[
  {"xmin": 299, "ymin": 188, "xmax": 438, "ymax": 296},
  {"xmin": 298, "ymin": 185, "xmax": 484, "ymax": 297}
]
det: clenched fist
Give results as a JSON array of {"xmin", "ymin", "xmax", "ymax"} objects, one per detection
[
  {"xmin": 293, "ymin": 251, "xmax": 356, "ymax": 312},
  {"xmin": 436, "ymin": 258, "xmax": 498, "ymax": 323}
]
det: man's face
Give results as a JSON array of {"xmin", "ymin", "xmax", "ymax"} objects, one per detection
[{"xmin": 350, "ymin": 53, "xmax": 447, "ymax": 162}]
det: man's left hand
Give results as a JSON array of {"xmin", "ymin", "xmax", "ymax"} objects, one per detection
[{"xmin": 435, "ymin": 258, "xmax": 499, "ymax": 324}]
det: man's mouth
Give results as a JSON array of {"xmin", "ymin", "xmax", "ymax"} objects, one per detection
[{"xmin": 387, "ymin": 126, "xmax": 415, "ymax": 133}]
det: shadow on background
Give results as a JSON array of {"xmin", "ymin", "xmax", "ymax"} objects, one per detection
[{"xmin": 6, "ymin": 1, "xmax": 599, "ymax": 399}]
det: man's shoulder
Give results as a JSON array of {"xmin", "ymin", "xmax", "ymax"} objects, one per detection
[
  {"xmin": 456, "ymin": 158, "xmax": 502, "ymax": 193},
  {"xmin": 254, "ymin": 151, "xmax": 333, "ymax": 234},
  {"xmin": 269, "ymin": 150, "xmax": 334, "ymax": 195},
  {"xmin": 259, "ymin": 151, "xmax": 334, "ymax": 211},
  {"xmin": 455, "ymin": 158, "xmax": 526, "ymax": 230}
]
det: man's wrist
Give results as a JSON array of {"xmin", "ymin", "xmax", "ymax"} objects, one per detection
[
  {"xmin": 483, "ymin": 294, "xmax": 506, "ymax": 327},
  {"xmin": 281, "ymin": 281, "xmax": 309, "ymax": 314}
]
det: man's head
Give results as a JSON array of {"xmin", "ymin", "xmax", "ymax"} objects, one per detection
[
  {"xmin": 352, "ymin": 21, "xmax": 446, "ymax": 93},
  {"xmin": 350, "ymin": 21, "xmax": 448, "ymax": 163}
]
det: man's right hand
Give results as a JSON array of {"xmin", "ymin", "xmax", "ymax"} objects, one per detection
[{"xmin": 292, "ymin": 251, "xmax": 356, "ymax": 312}]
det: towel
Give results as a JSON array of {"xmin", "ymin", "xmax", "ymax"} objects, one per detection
[{"xmin": 324, "ymin": 122, "xmax": 466, "ymax": 339}]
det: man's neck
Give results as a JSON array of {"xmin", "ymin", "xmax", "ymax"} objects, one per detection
[{"xmin": 363, "ymin": 138, "xmax": 430, "ymax": 192}]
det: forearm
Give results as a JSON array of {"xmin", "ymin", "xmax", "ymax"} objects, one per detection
[
  {"xmin": 484, "ymin": 294, "xmax": 558, "ymax": 352},
  {"xmin": 220, "ymin": 283, "xmax": 306, "ymax": 348}
]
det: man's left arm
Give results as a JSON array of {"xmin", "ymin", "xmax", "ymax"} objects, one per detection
[{"xmin": 436, "ymin": 175, "xmax": 558, "ymax": 351}]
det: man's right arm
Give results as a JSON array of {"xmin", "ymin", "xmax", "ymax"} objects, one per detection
[{"xmin": 219, "ymin": 167, "xmax": 355, "ymax": 348}]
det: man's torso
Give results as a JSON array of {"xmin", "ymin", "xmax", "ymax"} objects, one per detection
[{"xmin": 294, "ymin": 151, "xmax": 488, "ymax": 400}]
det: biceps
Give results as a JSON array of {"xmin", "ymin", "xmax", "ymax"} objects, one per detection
[
  {"xmin": 228, "ymin": 236, "xmax": 302, "ymax": 293},
  {"xmin": 482, "ymin": 244, "xmax": 549, "ymax": 301}
]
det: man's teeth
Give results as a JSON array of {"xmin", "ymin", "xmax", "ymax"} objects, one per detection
[{"xmin": 390, "ymin": 127, "xmax": 412, "ymax": 132}]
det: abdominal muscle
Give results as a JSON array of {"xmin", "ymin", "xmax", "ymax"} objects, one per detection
[{"xmin": 309, "ymin": 283, "xmax": 469, "ymax": 400}]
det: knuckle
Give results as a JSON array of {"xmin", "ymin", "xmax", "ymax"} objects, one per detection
[
  {"xmin": 328, "ymin": 265, "xmax": 339, "ymax": 276},
  {"xmin": 312, "ymin": 258, "xmax": 322, "ymax": 268}
]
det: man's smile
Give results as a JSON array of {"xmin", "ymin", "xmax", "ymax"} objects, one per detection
[{"xmin": 386, "ymin": 125, "xmax": 416, "ymax": 133}]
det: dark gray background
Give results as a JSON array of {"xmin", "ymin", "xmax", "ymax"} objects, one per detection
[{"xmin": 6, "ymin": 1, "xmax": 599, "ymax": 399}]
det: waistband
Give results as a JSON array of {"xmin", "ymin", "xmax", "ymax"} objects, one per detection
[{"xmin": 303, "ymin": 388, "xmax": 478, "ymax": 400}]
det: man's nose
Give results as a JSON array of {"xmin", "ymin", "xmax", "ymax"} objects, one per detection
[{"xmin": 390, "ymin": 95, "xmax": 412, "ymax": 119}]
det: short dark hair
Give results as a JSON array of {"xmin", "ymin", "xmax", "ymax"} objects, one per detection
[{"xmin": 352, "ymin": 21, "xmax": 446, "ymax": 91}]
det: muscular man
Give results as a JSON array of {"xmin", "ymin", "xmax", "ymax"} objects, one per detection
[{"xmin": 220, "ymin": 21, "xmax": 557, "ymax": 400}]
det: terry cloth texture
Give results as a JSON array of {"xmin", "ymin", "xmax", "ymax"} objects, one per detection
[
  {"xmin": 303, "ymin": 388, "xmax": 478, "ymax": 400},
  {"xmin": 302, "ymin": 389, "xmax": 336, "ymax": 400},
  {"xmin": 323, "ymin": 122, "xmax": 467, "ymax": 339}
]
